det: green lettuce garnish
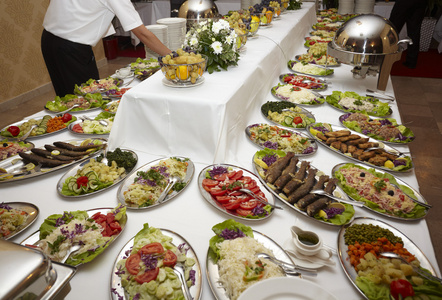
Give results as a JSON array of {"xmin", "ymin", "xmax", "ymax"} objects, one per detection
[{"xmin": 326, "ymin": 91, "xmax": 392, "ymax": 117}]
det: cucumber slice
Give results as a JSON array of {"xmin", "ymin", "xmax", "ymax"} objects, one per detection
[
  {"xmin": 89, "ymin": 180, "xmax": 98, "ymax": 190},
  {"xmin": 72, "ymin": 182, "xmax": 82, "ymax": 194},
  {"xmin": 284, "ymin": 116, "xmax": 293, "ymax": 125},
  {"xmin": 86, "ymin": 171, "xmax": 99, "ymax": 181}
]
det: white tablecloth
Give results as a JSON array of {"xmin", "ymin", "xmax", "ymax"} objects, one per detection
[{"xmin": 2, "ymin": 3, "xmax": 440, "ymax": 300}]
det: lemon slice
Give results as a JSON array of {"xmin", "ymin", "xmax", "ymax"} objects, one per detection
[
  {"xmin": 11, "ymin": 158, "xmax": 21, "ymax": 165},
  {"xmin": 254, "ymin": 157, "xmax": 269, "ymax": 169},
  {"xmin": 81, "ymin": 138, "xmax": 93, "ymax": 146},
  {"xmin": 51, "ymin": 150, "xmax": 60, "ymax": 156},
  {"xmin": 25, "ymin": 163, "xmax": 36, "ymax": 171},
  {"xmin": 384, "ymin": 160, "xmax": 394, "ymax": 169},
  {"xmin": 318, "ymin": 210, "xmax": 327, "ymax": 218}
]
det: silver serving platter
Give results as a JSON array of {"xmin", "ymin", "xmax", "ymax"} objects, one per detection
[
  {"xmin": 0, "ymin": 116, "xmax": 76, "ymax": 140},
  {"xmin": 206, "ymin": 230, "xmax": 294, "ymax": 300},
  {"xmin": 260, "ymin": 101, "xmax": 316, "ymax": 130},
  {"xmin": 67, "ymin": 119, "xmax": 111, "ymax": 136},
  {"xmin": 271, "ymin": 85, "xmax": 325, "ymax": 106},
  {"xmin": 198, "ymin": 164, "xmax": 276, "ymax": 221},
  {"xmin": 338, "ymin": 113, "xmax": 415, "ymax": 145},
  {"xmin": 338, "ymin": 217, "xmax": 437, "ymax": 300},
  {"xmin": 287, "ymin": 60, "xmax": 335, "ymax": 77},
  {"xmin": 57, "ymin": 149, "xmax": 137, "ymax": 198},
  {"xmin": 44, "ymin": 103, "xmax": 103, "ymax": 115},
  {"xmin": 306, "ymin": 123, "xmax": 413, "ymax": 173},
  {"xmin": 252, "ymin": 152, "xmax": 355, "ymax": 226},
  {"xmin": 0, "ymin": 139, "xmax": 35, "ymax": 161},
  {"xmin": 295, "ymin": 54, "xmax": 341, "ymax": 67},
  {"xmin": 117, "ymin": 156, "xmax": 194, "ymax": 210},
  {"xmin": 245, "ymin": 123, "xmax": 318, "ymax": 156},
  {"xmin": 331, "ymin": 162, "xmax": 429, "ymax": 221},
  {"xmin": 75, "ymin": 77, "xmax": 124, "ymax": 96},
  {"xmin": 1, "ymin": 202, "xmax": 39, "ymax": 240},
  {"xmin": 324, "ymin": 91, "xmax": 393, "ymax": 117},
  {"xmin": 0, "ymin": 138, "xmax": 107, "ymax": 183},
  {"xmin": 278, "ymin": 73, "xmax": 328, "ymax": 91},
  {"xmin": 21, "ymin": 207, "xmax": 127, "ymax": 266},
  {"xmin": 110, "ymin": 228, "xmax": 203, "ymax": 300}
]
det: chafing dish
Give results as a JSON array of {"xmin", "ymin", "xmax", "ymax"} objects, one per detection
[
  {"xmin": 0, "ymin": 240, "xmax": 76, "ymax": 300},
  {"xmin": 327, "ymin": 14, "xmax": 412, "ymax": 91}
]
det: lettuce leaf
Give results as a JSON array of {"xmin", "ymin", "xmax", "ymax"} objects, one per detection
[{"xmin": 326, "ymin": 91, "xmax": 392, "ymax": 117}]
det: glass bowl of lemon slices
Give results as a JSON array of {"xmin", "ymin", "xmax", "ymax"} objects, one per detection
[{"xmin": 159, "ymin": 49, "xmax": 207, "ymax": 86}]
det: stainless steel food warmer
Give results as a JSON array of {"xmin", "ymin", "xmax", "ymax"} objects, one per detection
[
  {"xmin": 327, "ymin": 14, "xmax": 412, "ymax": 91},
  {"xmin": 0, "ymin": 240, "xmax": 77, "ymax": 300}
]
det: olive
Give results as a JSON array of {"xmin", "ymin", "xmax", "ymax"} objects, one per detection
[
  {"xmin": 2, "ymin": 143, "xmax": 8, "ymax": 147},
  {"xmin": 360, "ymin": 172, "xmax": 365, "ymax": 177},
  {"xmin": 388, "ymin": 190, "xmax": 394, "ymax": 196}
]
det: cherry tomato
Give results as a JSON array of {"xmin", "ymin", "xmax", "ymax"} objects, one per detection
[
  {"xmin": 125, "ymin": 253, "xmax": 141, "ymax": 275},
  {"xmin": 76, "ymin": 176, "xmax": 89, "ymax": 188},
  {"xmin": 139, "ymin": 242, "xmax": 164, "ymax": 255},
  {"xmin": 163, "ymin": 250, "xmax": 178, "ymax": 267},
  {"xmin": 61, "ymin": 113, "xmax": 72, "ymax": 123},
  {"xmin": 309, "ymin": 41, "xmax": 315, "ymax": 45},
  {"xmin": 240, "ymin": 200, "xmax": 258, "ymax": 210},
  {"xmin": 7, "ymin": 126, "xmax": 20, "ymax": 137},
  {"xmin": 293, "ymin": 116, "xmax": 303, "ymax": 124},
  {"xmin": 236, "ymin": 208, "xmax": 253, "ymax": 216},
  {"xmin": 135, "ymin": 267, "xmax": 159, "ymax": 284}
]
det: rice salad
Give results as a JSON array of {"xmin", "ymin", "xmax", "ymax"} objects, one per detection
[
  {"xmin": 124, "ymin": 157, "xmax": 188, "ymax": 208},
  {"xmin": 0, "ymin": 203, "xmax": 29, "ymax": 238},
  {"xmin": 273, "ymin": 84, "xmax": 323, "ymax": 105}
]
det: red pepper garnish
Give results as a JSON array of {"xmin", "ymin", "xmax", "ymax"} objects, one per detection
[{"xmin": 76, "ymin": 176, "xmax": 89, "ymax": 188}]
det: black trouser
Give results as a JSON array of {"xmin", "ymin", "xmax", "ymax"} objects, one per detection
[
  {"xmin": 41, "ymin": 29, "xmax": 99, "ymax": 97},
  {"xmin": 389, "ymin": 0, "xmax": 428, "ymax": 67}
]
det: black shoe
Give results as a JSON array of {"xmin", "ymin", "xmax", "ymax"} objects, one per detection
[{"xmin": 402, "ymin": 61, "xmax": 416, "ymax": 69}]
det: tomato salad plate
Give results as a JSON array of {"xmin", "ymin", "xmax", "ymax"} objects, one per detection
[
  {"xmin": 325, "ymin": 91, "xmax": 392, "ymax": 117},
  {"xmin": 21, "ymin": 205, "xmax": 127, "ymax": 267},
  {"xmin": 206, "ymin": 219, "xmax": 296, "ymax": 300},
  {"xmin": 1, "ymin": 139, "xmax": 34, "ymax": 162},
  {"xmin": 339, "ymin": 112, "xmax": 415, "ymax": 144},
  {"xmin": 261, "ymin": 101, "xmax": 316, "ymax": 130},
  {"xmin": 110, "ymin": 223, "xmax": 202, "ymax": 300},
  {"xmin": 117, "ymin": 156, "xmax": 194, "ymax": 209},
  {"xmin": 199, "ymin": 164, "xmax": 276, "ymax": 220},
  {"xmin": 0, "ymin": 114, "xmax": 77, "ymax": 140},
  {"xmin": 338, "ymin": 217, "xmax": 442, "ymax": 300},
  {"xmin": 332, "ymin": 162, "xmax": 429, "ymax": 221},
  {"xmin": 0, "ymin": 138, "xmax": 106, "ymax": 183},
  {"xmin": 252, "ymin": 149, "xmax": 355, "ymax": 226},
  {"xmin": 57, "ymin": 148, "xmax": 138, "ymax": 198},
  {"xmin": 279, "ymin": 73, "xmax": 328, "ymax": 91},
  {"xmin": 287, "ymin": 60, "xmax": 334, "ymax": 77},
  {"xmin": 271, "ymin": 84, "xmax": 325, "ymax": 106},
  {"xmin": 307, "ymin": 123, "xmax": 413, "ymax": 173},
  {"xmin": 0, "ymin": 202, "xmax": 39, "ymax": 240},
  {"xmin": 68, "ymin": 112, "xmax": 114, "ymax": 135},
  {"xmin": 245, "ymin": 123, "xmax": 317, "ymax": 156}
]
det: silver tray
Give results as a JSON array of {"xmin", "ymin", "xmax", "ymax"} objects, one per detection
[
  {"xmin": 338, "ymin": 113, "xmax": 415, "ymax": 145},
  {"xmin": 0, "ymin": 138, "xmax": 107, "ymax": 183},
  {"xmin": 260, "ymin": 101, "xmax": 316, "ymax": 130},
  {"xmin": 278, "ymin": 73, "xmax": 328, "ymax": 91},
  {"xmin": 271, "ymin": 84, "xmax": 325, "ymax": 106},
  {"xmin": 325, "ymin": 92, "xmax": 393, "ymax": 117},
  {"xmin": 75, "ymin": 77, "xmax": 124, "ymax": 96},
  {"xmin": 56, "ymin": 149, "xmax": 137, "ymax": 198},
  {"xmin": 117, "ymin": 156, "xmax": 194, "ymax": 210},
  {"xmin": 110, "ymin": 228, "xmax": 203, "ymax": 300},
  {"xmin": 67, "ymin": 119, "xmax": 111, "ymax": 136},
  {"xmin": 331, "ymin": 162, "xmax": 429, "ymax": 221},
  {"xmin": 306, "ymin": 123, "xmax": 413, "ymax": 173},
  {"xmin": 0, "ymin": 116, "xmax": 76, "ymax": 140},
  {"xmin": 295, "ymin": 54, "xmax": 341, "ymax": 67},
  {"xmin": 206, "ymin": 229, "xmax": 294, "ymax": 300},
  {"xmin": 0, "ymin": 139, "xmax": 35, "ymax": 161},
  {"xmin": 252, "ymin": 151, "xmax": 355, "ymax": 226},
  {"xmin": 198, "ymin": 164, "xmax": 276, "ymax": 221},
  {"xmin": 0, "ymin": 202, "xmax": 39, "ymax": 240},
  {"xmin": 287, "ymin": 60, "xmax": 335, "ymax": 77},
  {"xmin": 21, "ymin": 207, "xmax": 127, "ymax": 266},
  {"xmin": 245, "ymin": 123, "xmax": 318, "ymax": 156},
  {"xmin": 338, "ymin": 217, "xmax": 438, "ymax": 300},
  {"xmin": 44, "ymin": 104, "xmax": 103, "ymax": 115}
]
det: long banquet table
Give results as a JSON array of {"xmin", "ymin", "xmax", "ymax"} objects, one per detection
[{"xmin": 2, "ymin": 3, "xmax": 440, "ymax": 299}]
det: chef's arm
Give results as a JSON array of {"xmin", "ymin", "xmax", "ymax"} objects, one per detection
[{"xmin": 131, "ymin": 25, "xmax": 172, "ymax": 56}]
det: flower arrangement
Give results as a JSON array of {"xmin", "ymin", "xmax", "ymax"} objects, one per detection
[
  {"xmin": 183, "ymin": 19, "xmax": 240, "ymax": 74},
  {"xmin": 287, "ymin": 0, "xmax": 302, "ymax": 10}
]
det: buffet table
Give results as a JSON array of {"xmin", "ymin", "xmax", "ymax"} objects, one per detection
[{"xmin": 2, "ymin": 3, "xmax": 440, "ymax": 299}]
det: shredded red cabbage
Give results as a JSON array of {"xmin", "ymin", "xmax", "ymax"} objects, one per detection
[
  {"xmin": 263, "ymin": 141, "xmax": 278, "ymax": 149},
  {"xmin": 140, "ymin": 253, "xmax": 158, "ymax": 270},
  {"xmin": 262, "ymin": 154, "xmax": 278, "ymax": 166},
  {"xmin": 393, "ymin": 159, "xmax": 406, "ymax": 167},
  {"xmin": 208, "ymin": 166, "xmax": 228, "ymax": 178},
  {"xmin": 312, "ymin": 126, "xmax": 329, "ymax": 134},
  {"xmin": 303, "ymin": 147, "xmax": 315, "ymax": 154},
  {"xmin": 219, "ymin": 228, "xmax": 245, "ymax": 240},
  {"xmin": 111, "ymin": 288, "xmax": 124, "ymax": 300},
  {"xmin": 252, "ymin": 206, "xmax": 268, "ymax": 216},
  {"xmin": 323, "ymin": 207, "xmax": 345, "ymax": 218},
  {"xmin": 189, "ymin": 269, "xmax": 196, "ymax": 286}
]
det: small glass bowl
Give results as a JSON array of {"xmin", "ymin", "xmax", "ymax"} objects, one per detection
[
  {"xmin": 246, "ymin": 20, "xmax": 260, "ymax": 37},
  {"xmin": 236, "ymin": 32, "xmax": 248, "ymax": 51},
  {"xmin": 258, "ymin": 10, "xmax": 274, "ymax": 26},
  {"xmin": 160, "ymin": 54, "xmax": 207, "ymax": 85}
]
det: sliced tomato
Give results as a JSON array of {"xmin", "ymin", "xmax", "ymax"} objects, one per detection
[
  {"xmin": 202, "ymin": 178, "xmax": 218, "ymax": 187},
  {"xmin": 226, "ymin": 171, "xmax": 237, "ymax": 179},
  {"xmin": 249, "ymin": 186, "xmax": 260, "ymax": 194},
  {"xmin": 245, "ymin": 180, "xmax": 257, "ymax": 190},
  {"xmin": 223, "ymin": 199, "xmax": 242, "ymax": 210},
  {"xmin": 231, "ymin": 170, "xmax": 243, "ymax": 181},
  {"xmin": 135, "ymin": 267, "xmax": 159, "ymax": 284},
  {"xmin": 229, "ymin": 191, "xmax": 243, "ymax": 196},
  {"xmin": 125, "ymin": 253, "xmax": 141, "ymax": 275},
  {"xmin": 106, "ymin": 213, "xmax": 115, "ymax": 224},
  {"xmin": 163, "ymin": 249, "xmax": 178, "ymax": 267},
  {"xmin": 139, "ymin": 242, "xmax": 164, "ymax": 255},
  {"xmin": 216, "ymin": 195, "xmax": 233, "ymax": 203},
  {"xmin": 240, "ymin": 200, "xmax": 258, "ymax": 210},
  {"xmin": 210, "ymin": 188, "xmax": 227, "ymax": 196},
  {"xmin": 239, "ymin": 176, "xmax": 252, "ymax": 184},
  {"xmin": 214, "ymin": 173, "xmax": 227, "ymax": 181},
  {"xmin": 293, "ymin": 116, "xmax": 303, "ymax": 124},
  {"xmin": 236, "ymin": 208, "xmax": 253, "ymax": 217}
]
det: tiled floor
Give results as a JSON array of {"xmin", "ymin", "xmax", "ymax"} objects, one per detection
[{"xmin": 1, "ymin": 57, "xmax": 441, "ymax": 270}]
